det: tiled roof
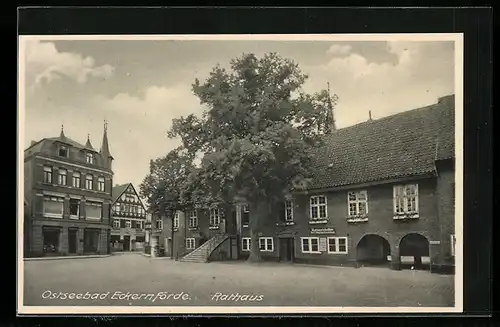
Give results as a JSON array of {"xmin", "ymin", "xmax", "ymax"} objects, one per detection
[
  {"xmin": 46, "ymin": 136, "xmax": 87, "ymax": 149},
  {"xmin": 308, "ymin": 95, "xmax": 455, "ymax": 190},
  {"xmin": 112, "ymin": 183, "xmax": 130, "ymax": 203}
]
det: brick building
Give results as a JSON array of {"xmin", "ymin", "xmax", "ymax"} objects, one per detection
[
  {"xmin": 110, "ymin": 183, "xmax": 147, "ymax": 251},
  {"xmin": 154, "ymin": 95, "xmax": 457, "ymax": 272},
  {"xmin": 23, "ymin": 124, "xmax": 114, "ymax": 257}
]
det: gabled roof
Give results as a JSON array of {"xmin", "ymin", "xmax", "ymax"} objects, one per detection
[
  {"xmin": 112, "ymin": 183, "xmax": 130, "ymax": 203},
  {"xmin": 308, "ymin": 95, "xmax": 455, "ymax": 190}
]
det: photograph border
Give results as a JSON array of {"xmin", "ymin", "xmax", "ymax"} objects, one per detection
[{"xmin": 17, "ymin": 33, "xmax": 464, "ymax": 315}]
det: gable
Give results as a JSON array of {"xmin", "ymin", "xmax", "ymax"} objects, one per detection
[{"xmin": 112, "ymin": 183, "xmax": 146, "ymax": 210}]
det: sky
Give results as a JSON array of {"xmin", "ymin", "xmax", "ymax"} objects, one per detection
[{"xmin": 21, "ymin": 37, "xmax": 456, "ymax": 189}]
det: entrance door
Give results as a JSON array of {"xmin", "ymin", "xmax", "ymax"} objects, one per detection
[
  {"xmin": 68, "ymin": 229, "xmax": 78, "ymax": 254},
  {"xmin": 123, "ymin": 235, "xmax": 131, "ymax": 251},
  {"xmin": 279, "ymin": 238, "xmax": 295, "ymax": 262}
]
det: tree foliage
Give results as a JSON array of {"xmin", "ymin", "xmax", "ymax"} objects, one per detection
[
  {"xmin": 139, "ymin": 147, "xmax": 194, "ymax": 218},
  {"xmin": 165, "ymin": 52, "xmax": 338, "ymax": 261}
]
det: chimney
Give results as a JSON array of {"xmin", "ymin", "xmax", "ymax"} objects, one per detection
[
  {"xmin": 30, "ymin": 140, "xmax": 37, "ymax": 146},
  {"xmin": 368, "ymin": 110, "xmax": 373, "ymax": 121}
]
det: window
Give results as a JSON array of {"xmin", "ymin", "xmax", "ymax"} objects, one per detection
[
  {"xmin": 58, "ymin": 146, "xmax": 68, "ymax": 157},
  {"xmin": 301, "ymin": 237, "xmax": 320, "ymax": 253},
  {"xmin": 43, "ymin": 166, "xmax": 53, "ymax": 183},
  {"xmin": 394, "ymin": 184, "xmax": 419, "ymax": 215},
  {"xmin": 113, "ymin": 219, "xmax": 120, "ymax": 228},
  {"xmin": 42, "ymin": 196, "xmax": 64, "ymax": 217},
  {"xmin": 156, "ymin": 219, "xmax": 163, "ymax": 230},
  {"xmin": 186, "ymin": 238, "xmax": 196, "ymax": 250},
  {"xmin": 259, "ymin": 237, "xmax": 274, "ymax": 252},
  {"xmin": 72, "ymin": 172, "xmax": 81, "ymax": 188},
  {"xmin": 173, "ymin": 212, "xmax": 180, "ymax": 229},
  {"xmin": 97, "ymin": 176, "xmax": 105, "ymax": 192},
  {"xmin": 125, "ymin": 220, "xmax": 132, "ymax": 228},
  {"xmin": 285, "ymin": 200, "xmax": 293, "ymax": 221},
  {"xmin": 310, "ymin": 195, "xmax": 327, "ymax": 219},
  {"xmin": 450, "ymin": 234, "xmax": 456, "ymax": 256},
  {"xmin": 209, "ymin": 208, "xmax": 220, "ymax": 227},
  {"xmin": 328, "ymin": 237, "xmax": 348, "ymax": 254},
  {"xmin": 188, "ymin": 210, "xmax": 198, "ymax": 228},
  {"xmin": 58, "ymin": 169, "xmax": 67, "ymax": 186},
  {"xmin": 242, "ymin": 205, "xmax": 250, "ymax": 226},
  {"xmin": 85, "ymin": 174, "xmax": 93, "ymax": 190},
  {"xmin": 348, "ymin": 191, "xmax": 368, "ymax": 216},
  {"xmin": 136, "ymin": 220, "xmax": 143, "ymax": 229},
  {"xmin": 86, "ymin": 153, "xmax": 94, "ymax": 164},
  {"xmin": 85, "ymin": 201, "xmax": 102, "ymax": 220},
  {"xmin": 241, "ymin": 237, "xmax": 251, "ymax": 251},
  {"xmin": 69, "ymin": 198, "xmax": 80, "ymax": 218}
]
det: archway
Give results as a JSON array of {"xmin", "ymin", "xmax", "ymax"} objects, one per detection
[
  {"xmin": 399, "ymin": 233, "xmax": 430, "ymax": 270},
  {"xmin": 356, "ymin": 234, "xmax": 391, "ymax": 267}
]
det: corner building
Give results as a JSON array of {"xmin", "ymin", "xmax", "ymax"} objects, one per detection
[{"xmin": 24, "ymin": 125, "xmax": 114, "ymax": 257}]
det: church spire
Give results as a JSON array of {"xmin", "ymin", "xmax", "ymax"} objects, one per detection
[
  {"xmin": 100, "ymin": 120, "xmax": 113, "ymax": 167},
  {"xmin": 325, "ymin": 81, "xmax": 337, "ymax": 134}
]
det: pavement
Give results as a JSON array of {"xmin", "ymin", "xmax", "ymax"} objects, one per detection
[{"xmin": 22, "ymin": 252, "xmax": 455, "ymax": 307}]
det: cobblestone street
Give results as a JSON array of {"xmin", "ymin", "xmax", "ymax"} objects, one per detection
[{"xmin": 23, "ymin": 252, "xmax": 455, "ymax": 308}]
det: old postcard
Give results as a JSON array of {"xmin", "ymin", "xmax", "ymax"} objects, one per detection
[{"xmin": 17, "ymin": 33, "xmax": 463, "ymax": 315}]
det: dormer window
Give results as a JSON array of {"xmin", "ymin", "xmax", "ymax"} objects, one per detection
[
  {"xmin": 86, "ymin": 153, "xmax": 94, "ymax": 164},
  {"xmin": 58, "ymin": 146, "xmax": 68, "ymax": 158}
]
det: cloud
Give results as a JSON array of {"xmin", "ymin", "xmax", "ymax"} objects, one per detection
[
  {"xmin": 25, "ymin": 40, "xmax": 115, "ymax": 86},
  {"xmin": 303, "ymin": 41, "xmax": 455, "ymax": 128},
  {"xmin": 326, "ymin": 44, "xmax": 352, "ymax": 55}
]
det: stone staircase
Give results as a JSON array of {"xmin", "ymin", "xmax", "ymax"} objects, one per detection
[{"xmin": 179, "ymin": 234, "xmax": 228, "ymax": 263}]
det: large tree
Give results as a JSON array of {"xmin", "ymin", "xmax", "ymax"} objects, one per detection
[
  {"xmin": 139, "ymin": 147, "xmax": 195, "ymax": 256},
  {"xmin": 168, "ymin": 52, "xmax": 338, "ymax": 262}
]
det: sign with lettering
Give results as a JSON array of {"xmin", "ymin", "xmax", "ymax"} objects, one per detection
[
  {"xmin": 429, "ymin": 240, "xmax": 441, "ymax": 245},
  {"xmin": 319, "ymin": 238, "xmax": 327, "ymax": 252},
  {"xmin": 310, "ymin": 228, "xmax": 336, "ymax": 235}
]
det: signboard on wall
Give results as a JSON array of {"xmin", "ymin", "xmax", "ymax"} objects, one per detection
[
  {"xmin": 310, "ymin": 228, "xmax": 336, "ymax": 235},
  {"xmin": 319, "ymin": 238, "xmax": 327, "ymax": 252}
]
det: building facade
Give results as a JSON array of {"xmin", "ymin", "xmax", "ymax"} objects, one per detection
[
  {"xmin": 110, "ymin": 183, "xmax": 147, "ymax": 251},
  {"xmin": 23, "ymin": 124, "xmax": 114, "ymax": 257},
  {"xmin": 150, "ymin": 95, "xmax": 456, "ymax": 272}
]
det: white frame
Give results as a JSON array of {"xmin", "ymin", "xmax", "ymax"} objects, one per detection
[
  {"xmin": 136, "ymin": 220, "xmax": 143, "ymax": 230},
  {"xmin": 42, "ymin": 195, "xmax": 64, "ymax": 218},
  {"xmin": 173, "ymin": 212, "xmax": 180, "ymax": 229},
  {"xmin": 69, "ymin": 198, "xmax": 80, "ymax": 219},
  {"xmin": 450, "ymin": 234, "xmax": 456, "ymax": 257},
  {"xmin": 43, "ymin": 166, "xmax": 52, "ymax": 183},
  {"xmin": 300, "ymin": 237, "xmax": 320, "ymax": 254},
  {"xmin": 188, "ymin": 210, "xmax": 198, "ymax": 228},
  {"xmin": 156, "ymin": 219, "xmax": 163, "ymax": 230},
  {"xmin": 113, "ymin": 219, "xmax": 120, "ymax": 228},
  {"xmin": 258, "ymin": 237, "xmax": 274, "ymax": 252},
  {"xmin": 241, "ymin": 237, "xmax": 251, "ymax": 251},
  {"xmin": 58, "ymin": 168, "xmax": 67, "ymax": 186},
  {"xmin": 86, "ymin": 153, "xmax": 94, "ymax": 164},
  {"xmin": 310, "ymin": 195, "xmax": 327, "ymax": 220},
  {"xmin": 85, "ymin": 201, "xmax": 102, "ymax": 220},
  {"xmin": 393, "ymin": 183, "xmax": 419, "ymax": 215},
  {"xmin": 327, "ymin": 237, "xmax": 348, "ymax": 254},
  {"xmin": 347, "ymin": 190, "xmax": 368, "ymax": 217},
  {"xmin": 72, "ymin": 171, "xmax": 81, "ymax": 188},
  {"xmin": 85, "ymin": 174, "xmax": 93, "ymax": 190},
  {"xmin": 209, "ymin": 208, "xmax": 220, "ymax": 226},
  {"xmin": 58, "ymin": 145, "xmax": 68, "ymax": 158},
  {"xmin": 97, "ymin": 176, "xmax": 105, "ymax": 192},
  {"xmin": 242, "ymin": 205, "xmax": 250, "ymax": 226},
  {"xmin": 125, "ymin": 220, "xmax": 132, "ymax": 228},
  {"xmin": 186, "ymin": 238, "xmax": 196, "ymax": 250},
  {"xmin": 285, "ymin": 199, "xmax": 293, "ymax": 221}
]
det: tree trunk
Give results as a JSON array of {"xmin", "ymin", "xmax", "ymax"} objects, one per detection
[{"xmin": 246, "ymin": 199, "xmax": 271, "ymax": 263}]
